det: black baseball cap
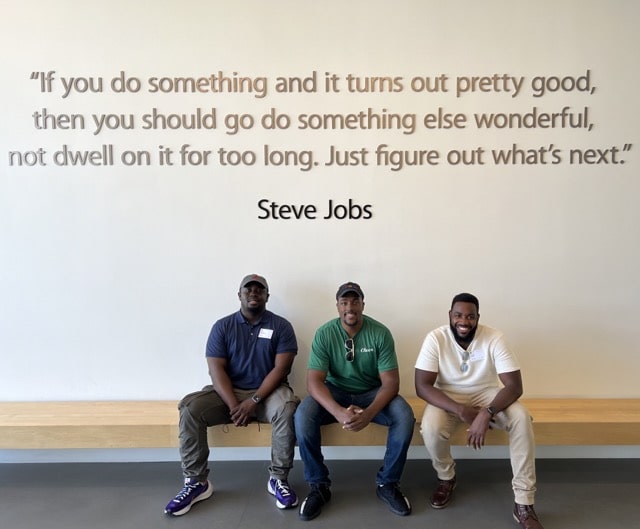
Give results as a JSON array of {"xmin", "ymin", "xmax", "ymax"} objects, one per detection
[{"xmin": 336, "ymin": 281, "xmax": 364, "ymax": 300}]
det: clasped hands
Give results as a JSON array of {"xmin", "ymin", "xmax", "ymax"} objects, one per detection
[
  {"xmin": 339, "ymin": 404, "xmax": 370, "ymax": 432},
  {"xmin": 230, "ymin": 398, "xmax": 257, "ymax": 427}
]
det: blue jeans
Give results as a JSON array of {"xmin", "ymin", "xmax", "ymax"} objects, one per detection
[{"xmin": 294, "ymin": 383, "xmax": 415, "ymax": 486}]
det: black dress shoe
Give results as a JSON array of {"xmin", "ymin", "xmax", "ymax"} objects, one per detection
[
  {"xmin": 430, "ymin": 476, "xmax": 456, "ymax": 509},
  {"xmin": 299, "ymin": 484, "xmax": 331, "ymax": 521}
]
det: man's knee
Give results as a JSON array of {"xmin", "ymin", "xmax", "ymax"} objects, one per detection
[
  {"xmin": 179, "ymin": 388, "xmax": 225, "ymax": 424},
  {"xmin": 504, "ymin": 402, "xmax": 533, "ymax": 428},
  {"xmin": 294, "ymin": 397, "xmax": 324, "ymax": 432},
  {"xmin": 268, "ymin": 387, "xmax": 299, "ymax": 415},
  {"xmin": 420, "ymin": 408, "xmax": 451, "ymax": 447},
  {"xmin": 387, "ymin": 397, "xmax": 416, "ymax": 432},
  {"xmin": 285, "ymin": 398, "xmax": 299, "ymax": 416},
  {"xmin": 271, "ymin": 399, "xmax": 299, "ymax": 424},
  {"xmin": 505, "ymin": 401, "xmax": 532, "ymax": 424},
  {"xmin": 396, "ymin": 397, "xmax": 416, "ymax": 421}
]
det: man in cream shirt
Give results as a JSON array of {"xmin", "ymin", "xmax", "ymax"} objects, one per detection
[{"xmin": 415, "ymin": 293, "xmax": 544, "ymax": 529}]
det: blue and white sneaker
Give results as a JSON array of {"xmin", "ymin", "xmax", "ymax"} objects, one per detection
[
  {"xmin": 164, "ymin": 478, "xmax": 213, "ymax": 516},
  {"xmin": 268, "ymin": 478, "xmax": 299, "ymax": 509}
]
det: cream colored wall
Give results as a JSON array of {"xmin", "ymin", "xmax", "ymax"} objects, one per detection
[{"xmin": 1, "ymin": 1, "xmax": 638, "ymax": 401}]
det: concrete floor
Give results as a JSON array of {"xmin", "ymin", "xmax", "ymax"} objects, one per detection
[{"xmin": 0, "ymin": 458, "xmax": 638, "ymax": 529}]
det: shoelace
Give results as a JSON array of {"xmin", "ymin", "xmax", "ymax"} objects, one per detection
[
  {"xmin": 382, "ymin": 484, "xmax": 403, "ymax": 500},
  {"xmin": 173, "ymin": 483, "xmax": 199, "ymax": 502},
  {"xmin": 275, "ymin": 480, "xmax": 292, "ymax": 497},
  {"xmin": 390, "ymin": 485, "xmax": 403, "ymax": 499}
]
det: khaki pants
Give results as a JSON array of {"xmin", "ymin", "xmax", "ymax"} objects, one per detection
[{"xmin": 420, "ymin": 387, "xmax": 537, "ymax": 505}]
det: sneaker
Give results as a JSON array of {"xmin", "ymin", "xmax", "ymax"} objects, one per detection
[
  {"xmin": 299, "ymin": 484, "xmax": 331, "ymax": 521},
  {"xmin": 268, "ymin": 478, "xmax": 299, "ymax": 509},
  {"xmin": 376, "ymin": 483, "xmax": 411, "ymax": 516},
  {"xmin": 164, "ymin": 479, "xmax": 213, "ymax": 516},
  {"xmin": 513, "ymin": 503, "xmax": 545, "ymax": 529}
]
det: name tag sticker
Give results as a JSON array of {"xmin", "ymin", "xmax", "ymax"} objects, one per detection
[
  {"xmin": 469, "ymin": 350, "xmax": 485, "ymax": 362},
  {"xmin": 258, "ymin": 328, "xmax": 274, "ymax": 339}
]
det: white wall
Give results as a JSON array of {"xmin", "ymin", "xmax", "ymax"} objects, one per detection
[{"xmin": 1, "ymin": 1, "xmax": 639, "ymax": 404}]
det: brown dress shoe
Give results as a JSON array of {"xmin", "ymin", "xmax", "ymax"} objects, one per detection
[
  {"xmin": 430, "ymin": 477, "xmax": 456, "ymax": 509},
  {"xmin": 513, "ymin": 503, "xmax": 545, "ymax": 529}
]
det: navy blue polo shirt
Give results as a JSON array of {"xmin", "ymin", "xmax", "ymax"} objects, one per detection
[{"xmin": 205, "ymin": 310, "xmax": 298, "ymax": 389}]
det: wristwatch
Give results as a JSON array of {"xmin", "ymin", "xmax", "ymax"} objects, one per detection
[
  {"xmin": 251, "ymin": 394, "xmax": 262, "ymax": 404},
  {"xmin": 486, "ymin": 405, "xmax": 497, "ymax": 417}
]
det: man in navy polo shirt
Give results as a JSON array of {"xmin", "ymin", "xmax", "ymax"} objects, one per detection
[{"xmin": 164, "ymin": 274, "xmax": 300, "ymax": 516}]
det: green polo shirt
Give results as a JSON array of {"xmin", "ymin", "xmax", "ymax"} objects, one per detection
[{"xmin": 308, "ymin": 315, "xmax": 398, "ymax": 393}]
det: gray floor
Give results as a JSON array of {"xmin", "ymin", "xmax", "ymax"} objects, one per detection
[{"xmin": 1, "ymin": 459, "xmax": 638, "ymax": 529}]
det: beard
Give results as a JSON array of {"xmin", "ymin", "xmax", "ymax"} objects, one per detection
[{"xmin": 450, "ymin": 322, "xmax": 478, "ymax": 344}]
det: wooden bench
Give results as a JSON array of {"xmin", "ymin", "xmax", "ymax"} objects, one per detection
[{"xmin": 0, "ymin": 398, "xmax": 639, "ymax": 450}]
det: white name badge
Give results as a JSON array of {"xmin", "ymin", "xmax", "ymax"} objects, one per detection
[
  {"xmin": 469, "ymin": 349, "xmax": 485, "ymax": 362},
  {"xmin": 258, "ymin": 328, "xmax": 274, "ymax": 339}
]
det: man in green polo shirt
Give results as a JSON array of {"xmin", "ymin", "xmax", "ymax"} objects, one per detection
[{"xmin": 294, "ymin": 282, "xmax": 415, "ymax": 521}]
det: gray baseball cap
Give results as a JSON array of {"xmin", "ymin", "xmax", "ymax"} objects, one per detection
[{"xmin": 239, "ymin": 274, "xmax": 269, "ymax": 291}]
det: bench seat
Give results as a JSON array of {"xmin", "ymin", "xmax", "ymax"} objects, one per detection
[{"xmin": 0, "ymin": 398, "xmax": 638, "ymax": 450}]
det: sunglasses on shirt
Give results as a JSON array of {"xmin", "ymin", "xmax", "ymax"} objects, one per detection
[{"xmin": 344, "ymin": 338, "xmax": 355, "ymax": 362}]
